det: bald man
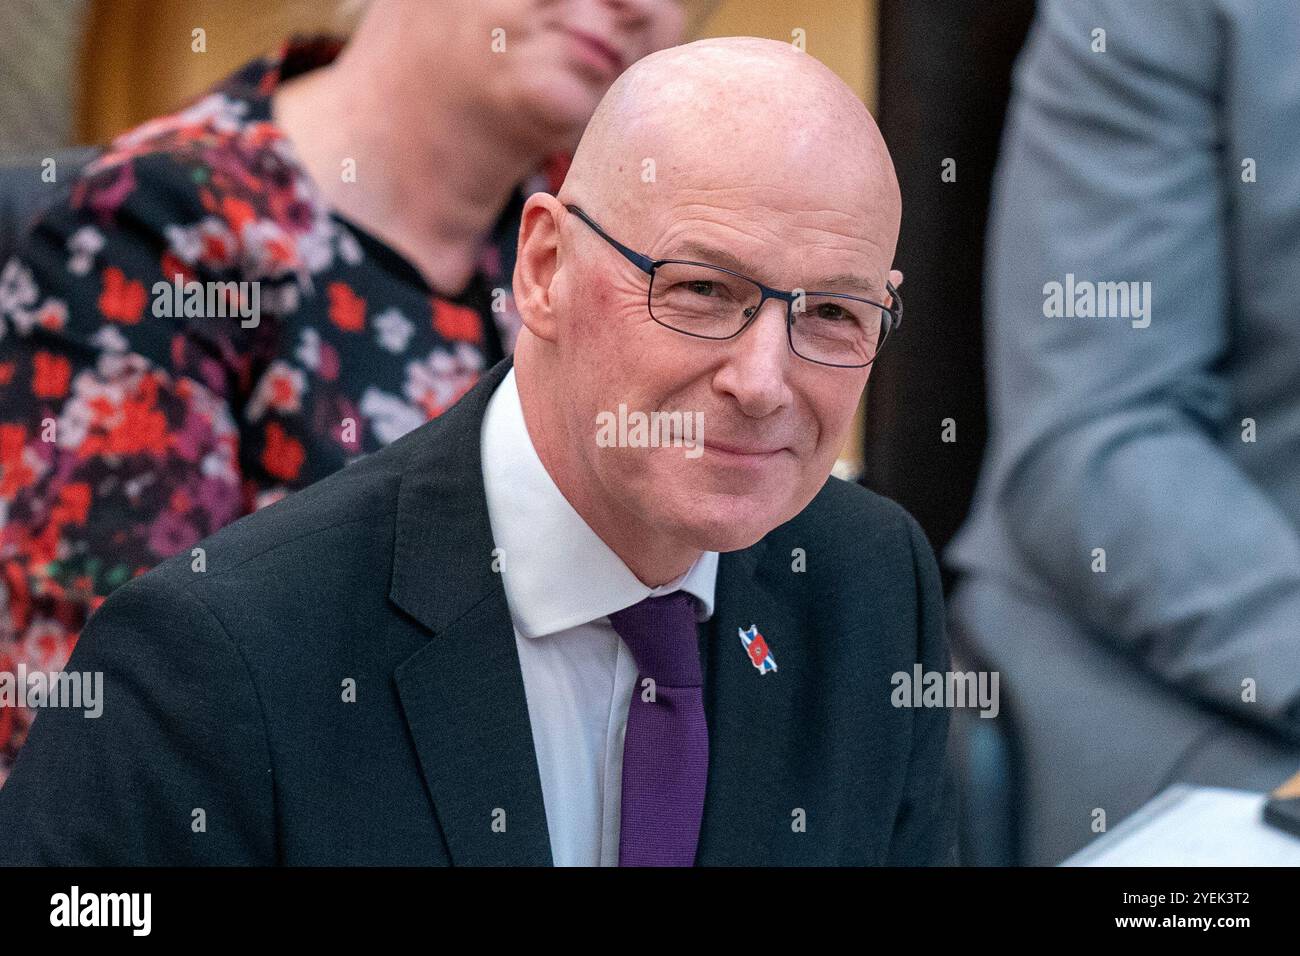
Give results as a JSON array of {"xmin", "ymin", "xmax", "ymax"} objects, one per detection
[{"xmin": 0, "ymin": 38, "xmax": 956, "ymax": 867}]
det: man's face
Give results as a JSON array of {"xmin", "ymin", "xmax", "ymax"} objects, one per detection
[
  {"xmin": 449, "ymin": 0, "xmax": 689, "ymax": 147},
  {"xmin": 549, "ymin": 179, "xmax": 895, "ymax": 553}
]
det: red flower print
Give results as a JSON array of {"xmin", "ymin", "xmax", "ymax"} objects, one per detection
[
  {"xmin": 161, "ymin": 252, "xmax": 194, "ymax": 284},
  {"xmin": 246, "ymin": 121, "xmax": 281, "ymax": 150},
  {"xmin": 328, "ymin": 282, "xmax": 366, "ymax": 332},
  {"xmin": 0, "ymin": 361, "xmax": 16, "ymax": 386},
  {"xmin": 98, "ymin": 267, "xmax": 147, "ymax": 324},
  {"xmin": 0, "ymin": 423, "xmax": 34, "ymax": 499},
  {"xmin": 32, "ymin": 352, "xmax": 72, "ymax": 399},
  {"xmin": 222, "ymin": 195, "xmax": 257, "ymax": 234},
  {"xmin": 261, "ymin": 421, "xmax": 305, "ymax": 481},
  {"xmin": 0, "ymin": 423, "xmax": 26, "ymax": 459},
  {"xmin": 433, "ymin": 299, "xmax": 483, "ymax": 344},
  {"xmin": 271, "ymin": 376, "xmax": 295, "ymax": 407},
  {"xmin": 201, "ymin": 229, "xmax": 234, "ymax": 265},
  {"xmin": 79, "ymin": 375, "xmax": 169, "ymax": 458},
  {"xmin": 36, "ymin": 300, "xmax": 68, "ymax": 331},
  {"xmin": 53, "ymin": 482, "xmax": 92, "ymax": 526},
  {"xmin": 262, "ymin": 232, "xmax": 297, "ymax": 272}
]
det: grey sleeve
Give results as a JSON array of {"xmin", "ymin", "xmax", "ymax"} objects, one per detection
[
  {"xmin": 0, "ymin": 576, "xmax": 276, "ymax": 865},
  {"xmin": 986, "ymin": 0, "xmax": 1300, "ymax": 734}
]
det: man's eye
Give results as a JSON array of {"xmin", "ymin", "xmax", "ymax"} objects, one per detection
[
  {"xmin": 684, "ymin": 280, "xmax": 717, "ymax": 297},
  {"xmin": 815, "ymin": 303, "xmax": 853, "ymax": 321}
]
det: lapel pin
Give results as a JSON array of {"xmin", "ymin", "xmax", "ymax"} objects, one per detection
[{"xmin": 738, "ymin": 625, "xmax": 778, "ymax": 674}]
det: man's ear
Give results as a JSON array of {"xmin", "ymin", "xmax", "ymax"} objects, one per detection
[
  {"xmin": 887, "ymin": 268, "xmax": 904, "ymax": 308},
  {"xmin": 513, "ymin": 193, "xmax": 565, "ymax": 343}
]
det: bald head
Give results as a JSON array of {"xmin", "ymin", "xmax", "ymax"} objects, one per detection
[
  {"xmin": 511, "ymin": 36, "xmax": 904, "ymax": 578},
  {"xmin": 559, "ymin": 36, "xmax": 900, "ymax": 257}
]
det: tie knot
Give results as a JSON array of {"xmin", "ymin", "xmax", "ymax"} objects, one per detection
[{"xmin": 606, "ymin": 592, "xmax": 702, "ymax": 687}]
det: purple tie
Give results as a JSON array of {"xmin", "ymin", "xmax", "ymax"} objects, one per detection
[{"xmin": 607, "ymin": 592, "xmax": 709, "ymax": 866}]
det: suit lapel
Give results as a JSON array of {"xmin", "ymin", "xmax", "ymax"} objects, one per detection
[
  {"xmin": 389, "ymin": 356, "xmax": 553, "ymax": 866},
  {"xmin": 695, "ymin": 539, "xmax": 810, "ymax": 865}
]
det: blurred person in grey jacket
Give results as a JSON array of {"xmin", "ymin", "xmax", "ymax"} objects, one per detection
[{"xmin": 948, "ymin": 0, "xmax": 1300, "ymax": 863}]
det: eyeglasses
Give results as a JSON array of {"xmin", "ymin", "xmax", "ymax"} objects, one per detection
[{"xmin": 564, "ymin": 204, "xmax": 901, "ymax": 369}]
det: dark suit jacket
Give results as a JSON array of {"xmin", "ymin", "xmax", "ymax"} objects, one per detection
[{"xmin": 0, "ymin": 356, "xmax": 957, "ymax": 865}]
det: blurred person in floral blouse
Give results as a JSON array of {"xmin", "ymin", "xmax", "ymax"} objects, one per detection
[{"xmin": 0, "ymin": 0, "xmax": 690, "ymax": 783}]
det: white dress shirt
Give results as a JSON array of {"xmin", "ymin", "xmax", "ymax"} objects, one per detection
[{"xmin": 480, "ymin": 368, "xmax": 718, "ymax": 866}]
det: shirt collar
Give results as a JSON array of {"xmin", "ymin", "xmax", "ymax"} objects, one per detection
[{"xmin": 481, "ymin": 367, "xmax": 718, "ymax": 639}]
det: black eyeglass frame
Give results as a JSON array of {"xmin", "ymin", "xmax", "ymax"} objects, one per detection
[{"xmin": 564, "ymin": 203, "xmax": 902, "ymax": 369}]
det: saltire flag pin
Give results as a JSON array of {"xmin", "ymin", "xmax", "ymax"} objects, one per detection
[{"xmin": 738, "ymin": 624, "xmax": 778, "ymax": 674}]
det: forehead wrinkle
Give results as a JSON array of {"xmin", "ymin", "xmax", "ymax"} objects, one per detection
[
  {"xmin": 654, "ymin": 201, "xmax": 885, "ymax": 257},
  {"xmin": 655, "ymin": 223, "xmax": 888, "ymax": 294},
  {"xmin": 664, "ymin": 243, "xmax": 882, "ymax": 296}
]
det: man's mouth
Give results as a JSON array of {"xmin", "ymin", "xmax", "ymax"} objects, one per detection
[
  {"xmin": 704, "ymin": 439, "xmax": 785, "ymax": 457},
  {"xmin": 699, "ymin": 440, "xmax": 788, "ymax": 468},
  {"xmin": 564, "ymin": 28, "xmax": 625, "ymax": 78}
]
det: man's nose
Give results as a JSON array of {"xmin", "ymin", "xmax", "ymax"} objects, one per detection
[{"xmin": 713, "ymin": 297, "xmax": 794, "ymax": 419}]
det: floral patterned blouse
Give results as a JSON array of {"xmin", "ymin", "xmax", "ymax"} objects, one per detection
[{"xmin": 0, "ymin": 37, "xmax": 568, "ymax": 781}]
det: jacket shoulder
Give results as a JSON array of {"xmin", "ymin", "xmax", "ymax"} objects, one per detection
[{"xmin": 771, "ymin": 476, "xmax": 930, "ymax": 564}]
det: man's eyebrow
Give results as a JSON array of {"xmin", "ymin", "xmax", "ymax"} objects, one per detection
[
  {"xmin": 663, "ymin": 241, "xmax": 881, "ymax": 297},
  {"xmin": 810, "ymin": 273, "xmax": 882, "ymax": 297}
]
